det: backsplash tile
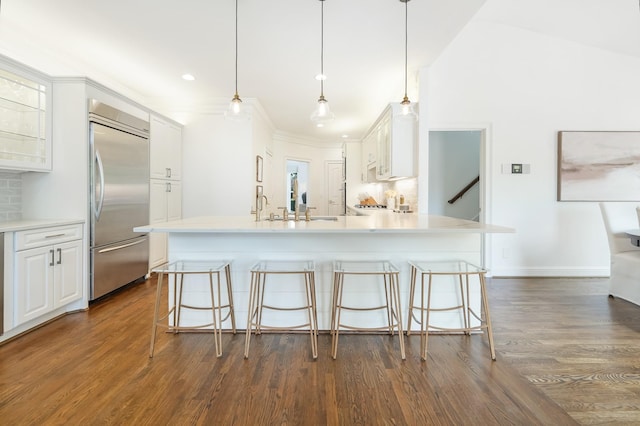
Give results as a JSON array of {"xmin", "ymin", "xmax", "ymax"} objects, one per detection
[{"xmin": 0, "ymin": 172, "xmax": 22, "ymax": 221}]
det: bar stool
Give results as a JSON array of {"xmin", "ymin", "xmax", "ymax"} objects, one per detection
[
  {"xmin": 407, "ymin": 260, "xmax": 495, "ymax": 361},
  {"xmin": 244, "ymin": 260, "xmax": 318, "ymax": 359},
  {"xmin": 149, "ymin": 260, "xmax": 236, "ymax": 358},
  {"xmin": 331, "ymin": 260, "xmax": 405, "ymax": 360}
]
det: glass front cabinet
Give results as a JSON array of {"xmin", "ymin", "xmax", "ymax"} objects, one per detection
[{"xmin": 0, "ymin": 65, "xmax": 52, "ymax": 171}]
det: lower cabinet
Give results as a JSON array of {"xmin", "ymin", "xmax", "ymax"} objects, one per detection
[
  {"xmin": 14, "ymin": 224, "xmax": 83, "ymax": 326},
  {"xmin": 149, "ymin": 179, "xmax": 182, "ymax": 268}
]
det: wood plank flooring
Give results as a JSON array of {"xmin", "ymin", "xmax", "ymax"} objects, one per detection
[{"xmin": 1, "ymin": 276, "xmax": 639, "ymax": 424}]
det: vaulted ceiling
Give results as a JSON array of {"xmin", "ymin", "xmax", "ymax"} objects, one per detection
[{"xmin": 1, "ymin": 0, "xmax": 638, "ymax": 142}]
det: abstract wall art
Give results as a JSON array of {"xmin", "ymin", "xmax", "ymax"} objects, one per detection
[{"xmin": 557, "ymin": 131, "xmax": 640, "ymax": 201}]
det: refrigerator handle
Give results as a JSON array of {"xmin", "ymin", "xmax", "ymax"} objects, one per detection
[
  {"xmin": 98, "ymin": 238, "xmax": 147, "ymax": 254},
  {"xmin": 95, "ymin": 149, "xmax": 105, "ymax": 220}
]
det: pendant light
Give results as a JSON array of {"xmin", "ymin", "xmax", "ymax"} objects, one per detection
[
  {"xmin": 399, "ymin": 0, "xmax": 417, "ymax": 118},
  {"xmin": 225, "ymin": 0, "xmax": 248, "ymax": 121},
  {"xmin": 310, "ymin": 0, "xmax": 335, "ymax": 127}
]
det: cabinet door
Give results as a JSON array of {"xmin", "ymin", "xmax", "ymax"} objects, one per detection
[
  {"xmin": 149, "ymin": 116, "xmax": 182, "ymax": 180},
  {"xmin": 167, "ymin": 181, "xmax": 182, "ymax": 221},
  {"xmin": 389, "ymin": 114, "xmax": 416, "ymax": 178},
  {"xmin": 0, "ymin": 66, "xmax": 52, "ymax": 171},
  {"xmin": 376, "ymin": 115, "xmax": 391, "ymax": 180},
  {"xmin": 150, "ymin": 116, "xmax": 170, "ymax": 179},
  {"xmin": 15, "ymin": 246, "xmax": 54, "ymax": 325},
  {"xmin": 54, "ymin": 240, "xmax": 83, "ymax": 308},
  {"xmin": 166, "ymin": 123, "xmax": 182, "ymax": 180},
  {"xmin": 149, "ymin": 180, "xmax": 169, "ymax": 268},
  {"xmin": 361, "ymin": 131, "xmax": 376, "ymax": 183},
  {"xmin": 150, "ymin": 180, "xmax": 169, "ymax": 224},
  {"xmin": 149, "ymin": 233, "xmax": 168, "ymax": 269}
]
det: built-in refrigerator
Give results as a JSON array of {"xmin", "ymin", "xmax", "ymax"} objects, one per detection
[{"xmin": 89, "ymin": 100, "xmax": 150, "ymax": 300}]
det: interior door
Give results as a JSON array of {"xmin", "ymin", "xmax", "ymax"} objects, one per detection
[{"xmin": 326, "ymin": 161, "xmax": 345, "ymax": 216}]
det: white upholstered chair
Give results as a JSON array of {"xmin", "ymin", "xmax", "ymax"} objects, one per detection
[{"xmin": 599, "ymin": 202, "xmax": 640, "ymax": 306}]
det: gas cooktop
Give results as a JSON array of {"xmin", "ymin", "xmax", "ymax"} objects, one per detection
[{"xmin": 354, "ymin": 204, "xmax": 387, "ymax": 209}]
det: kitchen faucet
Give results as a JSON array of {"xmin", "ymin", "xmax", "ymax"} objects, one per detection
[{"xmin": 255, "ymin": 194, "xmax": 269, "ymax": 222}]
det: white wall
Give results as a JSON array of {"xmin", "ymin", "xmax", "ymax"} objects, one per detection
[
  {"xmin": 424, "ymin": 15, "xmax": 640, "ymax": 276},
  {"xmin": 181, "ymin": 102, "xmax": 274, "ymax": 218},
  {"xmin": 181, "ymin": 112, "xmax": 253, "ymax": 217}
]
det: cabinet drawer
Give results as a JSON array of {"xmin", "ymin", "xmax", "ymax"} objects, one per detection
[{"xmin": 15, "ymin": 224, "xmax": 83, "ymax": 251}]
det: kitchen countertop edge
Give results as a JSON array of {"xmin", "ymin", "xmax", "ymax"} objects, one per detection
[
  {"xmin": 135, "ymin": 215, "xmax": 515, "ymax": 234},
  {"xmin": 0, "ymin": 218, "xmax": 85, "ymax": 233}
]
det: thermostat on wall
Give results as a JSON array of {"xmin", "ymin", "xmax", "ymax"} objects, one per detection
[{"xmin": 501, "ymin": 163, "xmax": 531, "ymax": 174}]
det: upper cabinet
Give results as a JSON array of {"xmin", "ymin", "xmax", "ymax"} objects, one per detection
[
  {"xmin": 0, "ymin": 65, "xmax": 52, "ymax": 172},
  {"xmin": 150, "ymin": 115, "xmax": 182, "ymax": 180},
  {"xmin": 363, "ymin": 103, "xmax": 417, "ymax": 182},
  {"xmin": 361, "ymin": 126, "xmax": 377, "ymax": 183}
]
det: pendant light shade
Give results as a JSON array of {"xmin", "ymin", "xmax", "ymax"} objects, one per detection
[
  {"xmin": 310, "ymin": 0, "xmax": 334, "ymax": 127},
  {"xmin": 225, "ymin": 0, "xmax": 248, "ymax": 121},
  {"xmin": 399, "ymin": 0, "xmax": 417, "ymax": 119}
]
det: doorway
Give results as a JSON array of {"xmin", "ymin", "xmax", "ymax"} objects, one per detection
[
  {"xmin": 428, "ymin": 130, "xmax": 481, "ymax": 221},
  {"xmin": 286, "ymin": 159, "xmax": 309, "ymax": 213},
  {"xmin": 326, "ymin": 160, "xmax": 345, "ymax": 215}
]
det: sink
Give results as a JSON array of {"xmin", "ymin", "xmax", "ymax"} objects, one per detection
[
  {"xmin": 309, "ymin": 216, "xmax": 338, "ymax": 221},
  {"xmin": 261, "ymin": 215, "xmax": 338, "ymax": 222}
]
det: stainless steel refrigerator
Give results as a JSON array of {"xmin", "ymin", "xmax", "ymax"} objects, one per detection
[{"xmin": 89, "ymin": 100, "xmax": 150, "ymax": 300}]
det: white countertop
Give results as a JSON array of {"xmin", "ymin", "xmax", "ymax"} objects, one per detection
[
  {"xmin": 135, "ymin": 214, "xmax": 514, "ymax": 234},
  {"xmin": 0, "ymin": 218, "xmax": 85, "ymax": 233}
]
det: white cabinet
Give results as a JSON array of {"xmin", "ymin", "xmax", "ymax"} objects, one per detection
[
  {"xmin": 149, "ymin": 180, "xmax": 182, "ymax": 268},
  {"xmin": 375, "ymin": 113, "xmax": 392, "ymax": 180},
  {"xmin": 150, "ymin": 115, "xmax": 182, "ymax": 180},
  {"xmin": 149, "ymin": 115, "xmax": 183, "ymax": 269},
  {"xmin": 361, "ymin": 129, "xmax": 377, "ymax": 183},
  {"xmin": 362, "ymin": 103, "xmax": 417, "ymax": 181},
  {"xmin": 0, "ymin": 64, "xmax": 52, "ymax": 171},
  {"xmin": 14, "ymin": 224, "xmax": 83, "ymax": 326}
]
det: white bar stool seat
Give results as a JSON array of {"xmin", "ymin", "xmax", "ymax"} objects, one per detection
[
  {"xmin": 149, "ymin": 259, "xmax": 236, "ymax": 358},
  {"xmin": 244, "ymin": 260, "xmax": 318, "ymax": 359},
  {"xmin": 407, "ymin": 260, "xmax": 495, "ymax": 361},
  {"xmin": 331, "ymin": 260, "xmax": 405, "ymax": 360}
]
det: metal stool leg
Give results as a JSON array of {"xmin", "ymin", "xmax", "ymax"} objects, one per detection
[
  {"xmin": 479, "ymin": 273, "xmax": 496, "ymax": 360},
  {"xmin": 422, "ymin": 272, "xmax": 433, "ymax": 361},
  {"xmin": 390, "ymin": 272, "xmax": 405, "ymax": 359},
  {"xmin": 149, "ymin": 272, "xmax": 165, "ymax": 358},
  {"xmin": 244, "ymin": 270, "xmax": 260, "ymax": 359},
  {"xmin": 331, "ymin": 271, "xmax": 344, "ymax": 360},
  {"xmin": 208, "ymin": 271, "xmax": 221, "ymax": 358},
  {"xmin": 225, "ymin": 264, "xmax": 237, "ymax": 334},
  {"xmin": 406, "ymin": 264, "xmax": 417, "ymax": 335}
]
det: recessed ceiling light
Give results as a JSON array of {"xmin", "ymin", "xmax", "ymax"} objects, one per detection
[
  {"xmin": 315, "ymin": 74, "xmax": 326, "ymax": 81},
  {"xmin": 341, "ymin": 134, "xmax": 349, "ymax": 138},
  {"xmin": 182, "ymin": 74, "xmax": 195, "ymax": 81}
]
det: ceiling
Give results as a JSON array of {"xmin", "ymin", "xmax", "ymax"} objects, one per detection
[
  {"xmin": 1, "ymin": 0, "xmax": 639, "ymax": 142},
  {"xmin": 0, "ymin": 0, "xmax": 487, "ymax": 142}
]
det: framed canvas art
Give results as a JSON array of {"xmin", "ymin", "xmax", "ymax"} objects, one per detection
[{"xmin": 557, "ymin": 131, "xmax": 640, "ymax": 201}]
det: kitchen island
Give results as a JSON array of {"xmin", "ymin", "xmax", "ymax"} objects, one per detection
[{"xmin": 135, "ymin": 215, "xmax": 513, "ymax": 331}]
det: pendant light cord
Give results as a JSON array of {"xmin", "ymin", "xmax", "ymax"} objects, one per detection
[
  {"xmin": 404, "ymin": 0, "xmax": 408, "ymax": 100},
  {"xmin": 320, "ymin": 0, "xmax": 325, "ymax": 98},
  {"xmin": 234, "ymin": 0, "xmax": 239, "ymax": 97}
]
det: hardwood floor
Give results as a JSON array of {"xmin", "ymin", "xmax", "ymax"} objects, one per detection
[{"xmin": 1, "ymin": 275, "xmax": 639, "ymax": 425}]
